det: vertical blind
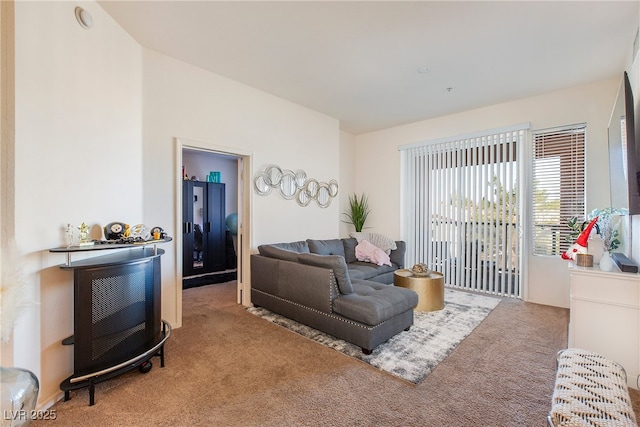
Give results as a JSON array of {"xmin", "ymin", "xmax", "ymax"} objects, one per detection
[
  {"xmin": 531, "ymin": 124, "xmax": 586, "ymax": 256},
  {"xmin": 400, "ymin": 125, "xmax": 527, "ymax": 298}
]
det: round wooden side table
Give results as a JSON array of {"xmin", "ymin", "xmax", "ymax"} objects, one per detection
[{"xmin": 394, "ymin": 269, "xmax": 445, "ymax": 312}]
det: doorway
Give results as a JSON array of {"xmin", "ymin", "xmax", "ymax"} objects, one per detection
[
  {"xmin": 182, "ymin": 151, "xmax": 236, "ymax": 281},
  {"xmin": 175, "ymin": 138, "xmax": 252, "ymax": 324}
]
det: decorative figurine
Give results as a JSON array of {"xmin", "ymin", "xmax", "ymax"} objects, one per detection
[
  {"xmin": 411, "ymin": 263, "xmax": 431, "ymax": 276},
  {"xmin": 65, "ymin": 223, "xmax": 74, "ymax": 247},
  {"xmin": 77, "ymin": 222, "xmax": 92, "ymax": 246}
]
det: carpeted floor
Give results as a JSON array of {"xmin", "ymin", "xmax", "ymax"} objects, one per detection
[
  {"xmin": 248, "ymin": 289, "xmax": 501, "ymax": 384},
  {"xmin": 33, "ymin": 280, "xmax": 640, "ymax": 427}
]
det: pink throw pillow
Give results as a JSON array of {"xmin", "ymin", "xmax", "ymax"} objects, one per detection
[{"xmin": 355, "ymin": 240, "xmax": 392, "ymax": 267}]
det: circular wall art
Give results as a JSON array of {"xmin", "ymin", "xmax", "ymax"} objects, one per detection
[{"xmin": 253, "ymin": 164, "xmax": 338, "ymax": 208}]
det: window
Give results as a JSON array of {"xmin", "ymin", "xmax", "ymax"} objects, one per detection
[
  {"xmin": 400, "ymin": 124, "xmax": 527, "ymax": 298},
  {"xmin": 532, "ymin": 124, "xmax": 586, "ymax": 256}
]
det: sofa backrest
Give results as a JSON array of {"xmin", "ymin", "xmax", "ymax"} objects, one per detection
[
  {"xmin": 390, "ymin": 241, "xmax": 406, "ymax": 268},
  {"xmin": 256, "ymin": 240, "xmax": 354, "ymax": 295},
  {"xmin": 342, "ymin": 238, "xmax": 358, "ymax": 263},
  {"xmin": 250, "ymin": 255, "xmax": 337, "ymax": 313},
  {"xmin": 306, "ymin": 239, "xmax": 346, "ymax": 258},
  {"xmin": 258, "ymin": 240, "xmax": 310, "ymax": 254},
  {"xmin": 257, "ymin": 240, "xmax": 310, "ymax": 261}
]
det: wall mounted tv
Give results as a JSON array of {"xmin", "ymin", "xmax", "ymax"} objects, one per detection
[{"xmin": 608, "ymin": 71, "xmax": 640, "ymax": 215}]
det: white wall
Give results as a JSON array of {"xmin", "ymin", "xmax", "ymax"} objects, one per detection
[
  {"xmin": 13, "ymin": 1, "xmax": 142, "ymax": 408},
  {"xmin": 339, "ymin": 130, "xmax": 356, "ymax": 238},
  {"xmin": 11, "ymin": 0, "xmax": 342, "ymax": 409},
  {"xmin": 354, "ymin": 78, "xmax": 619, "ymax": 308},
  {"xmin": 141, "ymin": 49, "xmax": 341, "ymax": 328}
]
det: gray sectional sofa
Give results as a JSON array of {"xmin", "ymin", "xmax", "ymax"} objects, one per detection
[{"xmin": 250, "ymin": 238, "xmax": 418, "ymax": 353}]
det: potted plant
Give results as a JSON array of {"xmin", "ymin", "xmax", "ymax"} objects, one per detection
[{"xmin": 342, "ymin": 193, "xmax": 371, "ymax": 232}]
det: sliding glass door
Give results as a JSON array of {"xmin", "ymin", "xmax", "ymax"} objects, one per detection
[{"xmin": 400, "ymin": 125, "xmax": 528, "ymax": 298}]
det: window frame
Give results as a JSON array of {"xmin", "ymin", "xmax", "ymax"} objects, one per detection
[{"xmin": 531, "ymin": 123, "xmax": 587, "ymax": 257}]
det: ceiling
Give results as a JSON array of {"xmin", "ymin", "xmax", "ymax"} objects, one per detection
[{"xmin": 98, "ymin": 1, "xmax": 639, "ymax": 135}]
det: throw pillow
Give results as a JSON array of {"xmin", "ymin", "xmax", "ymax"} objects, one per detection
[
  {"xmin": 297, "ymin": 253, "xmax": 354, "ymax": 294},
  {"xmin": 355, "ymin": 240, "xmax": 392, "ymax": 267},
  {"xmin": 367, "ymin": 233, "xmax": 397, "ymax": 253},
  {"xmin": 349, "ymin": 232, "xmax": 397, "ymax": 254},
  {"xmin": 273, "ymin": 240, "xmax": 310, "ymax": 253},
  {"xmin": 342, "ymin": 238, "xmax": 358, "ymax": 264},
  {"xmin": 258, "ymin": 245, "xmax": 300, "ymax": 262},
  {"xmin": 306, "ymin": 239, "xmax": 346, "ymax": 258}
]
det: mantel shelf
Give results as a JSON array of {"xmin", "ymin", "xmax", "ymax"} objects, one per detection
[
  {"xmin": 57, "ymin": 247, "xmax": 165, "ymax": 270},
  {"xmin": 50, "ymin": 237, "xmax": 171, "ymax": 267}
]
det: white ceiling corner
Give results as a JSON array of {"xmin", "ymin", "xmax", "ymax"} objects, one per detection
[{"xmin": 97, "ymin": 1, "xmax": 640, "ymax": 135}]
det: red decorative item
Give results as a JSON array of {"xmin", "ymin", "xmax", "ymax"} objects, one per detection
[{"xmin": 562, "ymin": 217, "xmax": 598, "ymax": 260}]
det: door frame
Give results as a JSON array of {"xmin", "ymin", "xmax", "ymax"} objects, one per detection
[{"xmin": 175, "ymin": 138, "xmax": 252, "ymax": 323}]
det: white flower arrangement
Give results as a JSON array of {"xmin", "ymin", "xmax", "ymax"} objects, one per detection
[{"xmin": 587, "ymin": 207, "xmax": 628, "ymax": 252}]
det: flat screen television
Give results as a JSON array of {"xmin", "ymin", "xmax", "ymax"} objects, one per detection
[{"xmin": 608, "ymin": 71, "xmax": 640, "ymax": 215}]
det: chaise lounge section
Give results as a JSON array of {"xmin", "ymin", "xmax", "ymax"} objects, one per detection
[{"xmin": 250, "ymin": 238, "xmax": 418, "ymax": 353}]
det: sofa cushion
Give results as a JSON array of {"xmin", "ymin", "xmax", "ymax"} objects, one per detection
[
  {"xmin": 342, "ymin": 238, "xmax": 358, "ymax": 264},
  {"xmin": 348, "ymin": 262, "xmax": 397, "ymax": 280},
  {"xmin": 333, "ymin": 280, "xmax": 418, "ymax": 326},
  {"xmin": 258, "ymin": 245, "xmax": 300, "ymax": 262},
  {"xmin": 298, "ymin": 253, "xmax": 354, "ymax": 294},
  {"xmin": 307, "ymin": 239, "xmax": 346, "ymax": 258}
]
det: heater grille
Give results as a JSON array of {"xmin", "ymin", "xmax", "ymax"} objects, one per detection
[
  {"xmin": 74, "ymin": 258, "xmax": 160, "ymax": 376},
  {"xmin": 92, "ymin": 272, "xmax": 146, "ymax": 323},
  {"xmin": 90, "ymin": 271, "xmax": 146, "ymax": 360}
]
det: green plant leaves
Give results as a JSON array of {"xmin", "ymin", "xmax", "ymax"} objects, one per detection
[{"xmin": 342, "ymin": 193, "xmax": 371, "ymax": 232}]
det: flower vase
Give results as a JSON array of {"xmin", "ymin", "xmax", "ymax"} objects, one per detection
[{"xmin": 599, "ymin": 250, "xmax": 614, "ymax": 272}]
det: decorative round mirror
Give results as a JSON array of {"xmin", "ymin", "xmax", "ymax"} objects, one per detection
[
  {"xmin": 254, "ymin": 172, "xmax": 272, "ymax": 196},
  {"xmin": 328, "ymin": 179, "xmax": 339, "ymax": 198},
  {"xmin": 304, "ymin": 179, "xmax": 319, "ymax": 199},
  {"xmin": 264, "ymin": 164, "xmax": 282, "ymax": 188},
  {"xmin": 294, "ymin": 170, "xmax": 307, "ymax": 189},
  {"xmin": 297, "ymin": 188, "xmax": 311, "ymax": 207},
  {"xmin": 279, "ymin": 170, "xmax": 297, "ymax": 199},
  {"xmin": 316, "ymin": 183, "xmax": 331, "ymax": 208}
]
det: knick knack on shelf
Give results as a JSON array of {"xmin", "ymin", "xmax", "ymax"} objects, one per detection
[
  {"xmin": 599, "ymin": 250, "xmax": 614, "ymax": 272},
  {"xmin": 77, "ymin": 222, "xmax": 93, "ymax": 246},
  {"xmin": 65, "ymin": 223, "xmax": 74, "ymax": 247}
]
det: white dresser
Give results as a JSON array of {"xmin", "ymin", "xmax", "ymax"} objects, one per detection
[{"xmin": 569, "ymin": 263, "xmax": 640, "ymax": 389}]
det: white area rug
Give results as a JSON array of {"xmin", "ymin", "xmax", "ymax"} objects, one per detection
[{"xmin": 247, "ymin": 288, "xmax": 501, "ymax": 384}]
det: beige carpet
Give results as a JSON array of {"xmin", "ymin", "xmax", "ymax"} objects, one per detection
[{"xmin": 33, "ymin": 281, "xmax": 640, "ymax": 426}]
